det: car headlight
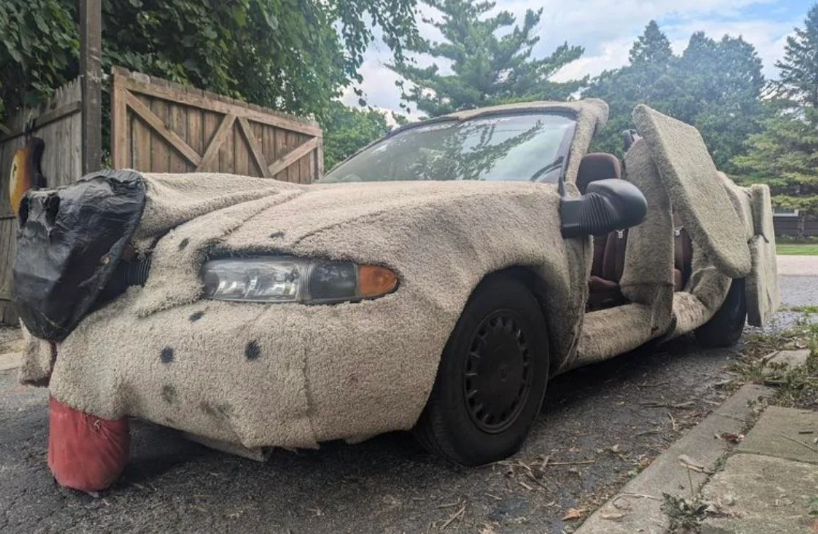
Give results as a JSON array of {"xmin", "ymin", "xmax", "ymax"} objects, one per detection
[{"xmin": 201, "ymin": 256, "xmax": 398, "ymax": 303}]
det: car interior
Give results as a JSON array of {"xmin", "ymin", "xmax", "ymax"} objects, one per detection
[{"xmin": 578, "ymin": 151, "xmax": 693, "ymax": 312}]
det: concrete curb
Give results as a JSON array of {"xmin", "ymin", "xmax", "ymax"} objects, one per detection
[{"xmin": 576, "ymin": 384, "xmax": 773, "ymax": 534}]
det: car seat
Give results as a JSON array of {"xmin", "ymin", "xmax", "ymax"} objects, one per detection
[
  {"xmin": 581, "ymin": 153, "xmax": 693, "ymax": 311},
  {"xmin": 577, "ymin": 153, "xmax": 629, "ymax": 310}
]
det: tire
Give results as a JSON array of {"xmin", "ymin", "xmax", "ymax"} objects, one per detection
[
  {"xmin": 413, "ymin": 273, "xmax": 550, "ymax": 466},
  {"xmin": 695, "ymin": 278, "xmax": 747, "ymax": 349}
]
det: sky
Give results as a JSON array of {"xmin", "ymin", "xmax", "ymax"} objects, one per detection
[{"xmin": 342, "ymin": 0, "xmax": 815, "ymax": 118}]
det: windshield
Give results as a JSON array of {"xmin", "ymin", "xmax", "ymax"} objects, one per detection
[{"xmin": 320, "ymin": 112, "xmax": 576, "ymax": 184}]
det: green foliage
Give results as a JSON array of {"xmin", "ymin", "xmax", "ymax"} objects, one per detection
[
  {"xmin": 0, "ymin": 0, "xmax": 419, "ymax": 124},
  {"xmin": 321, "ymin": 101, "xmax": 390, "ymax": 171},
  {"xmin": 732, "ymin": 6, "xmax": 818, "ymax": 218},
  {"xmin": 776, "ymin": 3, "xmax": 818, "ymax": 107},
  {"xmin": 585, "ymin": 21, "xmax": 676, "ymax": 156},
  {"xmin": 0, "ymin": 0, "xmax": 78, "ymax": 118},
  {"xmin": 389, "ymin": 0, "xmax": 585, "ymax": 117},
  {"xmin": 586, "ymin": 21, "xmax": 765, "ymax": 171}
]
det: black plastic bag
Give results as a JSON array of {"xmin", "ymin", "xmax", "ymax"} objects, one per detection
[{"xmin": 14, "ymin": 170, "xmax": 147, "ymax": 341}]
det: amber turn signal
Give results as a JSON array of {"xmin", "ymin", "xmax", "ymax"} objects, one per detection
[{"xmin": 358, "ymin": 265, "xmax": 398, "ymax": 298}]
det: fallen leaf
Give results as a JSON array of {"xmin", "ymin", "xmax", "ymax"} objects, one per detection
[
  {"xmin": 718, "ymin": 433, "xmax": 744, "ymax": 444},
  {"xmin": 562, "ymin": 508, "xmax": 586, "ymax": 521},
  {"xmin": 600, "ymin": 511, "xmax": 626, "ymax": 521},
  {"xmin": 811, "ymin": 519, "xmax": 818, "ymax": 533}
]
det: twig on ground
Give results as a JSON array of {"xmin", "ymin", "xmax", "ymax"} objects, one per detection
[
  {"xmin": 640, "ymin": 401, "xmax": 695, "ymax": 409},
  {"xmin": 636, "ymin": 381, "xmax": 670, "ymax": 388},
  {"xmin": 545, "ymin": 459, "xmax": 596, "ymax": 466},
  {"xmin": 778, "ymin": 434, "xmax": 818, "ymax": 454},
  {"xmin": 441, "ymin": 505, "xmax": 466, "ymax": 530},
  {"xmin": 668, "ymin": 412, "xmax": 678, "ymax": 432},
  {"xmin": 612, "ymin": 493, "xmax": 662, "ymax": 508}
]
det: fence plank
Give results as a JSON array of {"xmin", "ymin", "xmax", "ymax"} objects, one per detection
[
  {"xmin": 238, "ymin": 117, "xmax": 271, "ymax": 178},
  {"xmin": 0, "ymin": 219, "xmax": 15, "ymax": 301},
  {"xmin": 219, "ymin": 113, "xmax": 235, "ymax": 174},
  {"xmin": 234, "ymin": 118, "xmax": 249, "ymax": 176},
  {"xmin": 150, "ymin": 95, "xmax": 169, "ymax": 173},
  {"xmin": 111, "ymin": 78, "xmax": 129, "ymax": 168},
  {"xmin": 127, "ymin": 92, "xmax": 201, "ymax": 167},
  {"xmin": 187, "ymin": 106, "xmax": 203, "ymax": 173},
  {"xmin": 268, "ymin": 137, "xmax": 319, "ymax": 177},
  {"xmin": 132, "ymin": 94, "xmax": 153, "ymax": 171},
  {"xmin": 198, "ymin": 114, "xmax": 235, "ymax": 172}
]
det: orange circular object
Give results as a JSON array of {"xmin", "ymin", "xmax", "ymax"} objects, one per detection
[{"xmin": 358, "ymin": 265, "xmax": 398, "ymax": 298}]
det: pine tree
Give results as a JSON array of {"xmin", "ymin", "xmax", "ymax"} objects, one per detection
[
  {"xmin": 389, "ymin": 0, "xmax": 584, "ymax": 117},
  {"xmin": 586, "ymin": 21, "xmax": 764, "ymax": 169},
  {"xmin": 733, "ymin": 4, "xmax": 818, "ymax": 233},
  {"xmin": 776, "ymin": 3, "xmax": 818, "ymax": 107},
  {"xmin": 629, "ymin": 20, "xmax": 673, "ymax": 66},
  {"xmin": 585, "ymin": 21, "xmax": 676, "ymax": 155}
]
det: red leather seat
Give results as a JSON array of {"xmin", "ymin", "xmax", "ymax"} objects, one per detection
[
  {"xmin": 581, "ymin": 152, "xmax": 693, "ymax": 310},
  {"xmin": 578, "ymin": 154, "xmax": 629, "ymax": 310}
]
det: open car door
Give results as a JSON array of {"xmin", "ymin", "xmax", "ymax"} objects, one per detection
[{"xmin": 632, "ymin": 105, "xmax": 779, "ymax": 327}]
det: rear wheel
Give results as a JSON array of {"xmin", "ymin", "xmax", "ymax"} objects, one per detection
[
  {"xmin": 414, "ymin": 274, "xmax": 550, "ymax": 466},
  {"xmin": 695, "ymin": 278, "xmax": 746, "ymax": 348}
]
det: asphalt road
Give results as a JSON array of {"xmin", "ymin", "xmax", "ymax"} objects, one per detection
[{"xmin": 1, "ymin": 271, "xmax": 816, "ymax": 534}]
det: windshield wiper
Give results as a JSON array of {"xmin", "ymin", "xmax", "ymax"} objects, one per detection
[{"xmin": 529, "ymin": 156, "xmax": 564, "ymax": 182}]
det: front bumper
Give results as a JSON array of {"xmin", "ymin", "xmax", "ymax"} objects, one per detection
[{"xmin": 36, "ymin": 286, "xmax": 453, "ymax": 450}]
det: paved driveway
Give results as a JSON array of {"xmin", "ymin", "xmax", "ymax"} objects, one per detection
[{"xmin": 0, "ymin": 267, "xmax": 815, "ymax": 534}]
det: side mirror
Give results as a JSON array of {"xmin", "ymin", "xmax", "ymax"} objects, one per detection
[{"xmin": 560, "ymin": 179, "xmax": 648, "ymax": 238}]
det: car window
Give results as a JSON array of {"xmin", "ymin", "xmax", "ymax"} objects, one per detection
[{"xmin": 320, "ymin": 113, "xmax": 576, "ymax": 184}]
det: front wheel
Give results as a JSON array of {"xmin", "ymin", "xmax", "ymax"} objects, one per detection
[
  {"xmin": 695, "ymin": 278, "xmax": 746, "ymax": 348},
  {"xmin": 413, "ymin": 274, "xmax": 550, "ymax": 466}
]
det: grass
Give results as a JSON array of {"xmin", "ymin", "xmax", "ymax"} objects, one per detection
[
  {"xmin": 776, "ymin": 243, "xmax": 818, "ymax": 255},
  {"xmin": 783, "ymin": 305, "xmax": 818, "ymax": 314},
  {"xmin": 729, "ymin": 315, "xmax": 818, "ymax": 410}
]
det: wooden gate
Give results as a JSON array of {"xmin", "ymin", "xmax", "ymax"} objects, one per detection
[
  {"xmin": 0, "ymin": 79, "xmax": 83, "ymax": 324},
  {"xmin": 111, "ymin": 67, "xmax": 323, "ymax": 183}
]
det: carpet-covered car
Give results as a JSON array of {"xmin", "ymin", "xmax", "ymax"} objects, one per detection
[{"xmin": 15, "ymin": 101, "xmax": 778, "ymax": 474}]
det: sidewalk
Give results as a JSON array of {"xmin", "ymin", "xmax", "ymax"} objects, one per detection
[
  {"xmin": 578, "ymin": 349, "xmax": 818, "ymax": 534},
  {"xmin": 699, "ymin": 405, "xmax": 818, "ymax": 533}
]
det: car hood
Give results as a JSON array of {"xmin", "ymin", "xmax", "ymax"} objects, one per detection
[{"xmin": 129, "ymin": 172, "xmax": 574, "ymax": 318}]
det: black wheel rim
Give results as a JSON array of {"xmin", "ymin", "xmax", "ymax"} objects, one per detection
[{"xmin": 463, "ymin": 310, "xmax": 533, "ymax": 434}]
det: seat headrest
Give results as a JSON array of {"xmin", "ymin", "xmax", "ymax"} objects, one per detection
[{"xmin": 577, "ymin": 153, "xmax": 622, "ymax": 194}]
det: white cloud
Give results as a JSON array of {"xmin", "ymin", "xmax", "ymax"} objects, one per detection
[{"xmin": 346, "ymin": 0, "xmax": 804, "ymax": 114}]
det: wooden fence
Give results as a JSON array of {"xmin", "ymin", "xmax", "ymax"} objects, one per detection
[
  {"xmin": 0, "ymin": 78, "xmax": 83, "ymax": 324},
  {"xmin": 774, "ymin": 215, "xmax": 818, "ymax": 238},
  {"xmin": 111, "ymin": 67, "xmax": 323, "ymax": 183}
]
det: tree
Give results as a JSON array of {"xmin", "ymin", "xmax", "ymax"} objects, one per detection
[
  {"xmin": 673, "ymin": 33, "xmax": 764, "ymax": 169},
  {"xmin": 732, "ymin": 5, "xmax": 818, "ymax": 233},
  {"xmin": 776, "ymin": 3, "xmax": 818, "ymax": 107},
  {"xmin": 585, "ymin": 21, "xmax": 765, "ymax": 170},
  {"xmin": 585, "ymin": 21, "xmax": 677, "ymax": 156},
  {"xmin": 732, "ymin": 104, "xmax": 818, "ymax": 217},
  {"xmin": 389, "ymin": 0, "xmax": 584, "ymax": 117},
  {"xmin": 629, "ymin": 20, "xmax": 673, "ymax": 66},
  {"xmin": 0, "ymin": 0, "xmax": 420, "ymax": 124},
  {"xmin": 321, "ymin": 101, "xmax": 390, "ymax": 171}
]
